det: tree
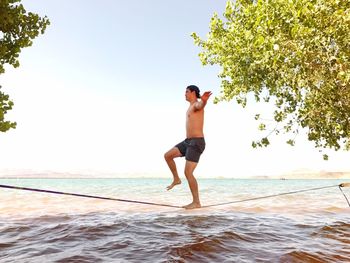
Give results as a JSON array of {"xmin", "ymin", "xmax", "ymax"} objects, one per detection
[
  {"xmin": 192, "ymin": 0, "xmax": 350, "ymax": 159},
  {"xmin": 0, "ymin": 0, "xmax": 50, "ymax": 132}
]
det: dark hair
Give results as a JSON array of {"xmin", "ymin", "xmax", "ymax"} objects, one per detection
[{"xmin": 187, "ymin": 85, "xmax": 200, "ymax": 98}]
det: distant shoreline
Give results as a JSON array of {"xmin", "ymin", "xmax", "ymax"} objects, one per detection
[
  {"xmin": 0, "ymin": 170, "xmax": 350, "ymax": 180},
  {"xmin": 0, "ymin": 174, "xmax": 349, "ymax": 180}
]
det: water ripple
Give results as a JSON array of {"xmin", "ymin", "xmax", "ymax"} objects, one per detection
[{"xmin": 0, "ymin": 212, "xmax": 349, "ymax": 263}]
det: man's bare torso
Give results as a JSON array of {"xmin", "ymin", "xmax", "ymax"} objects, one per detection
[{"xmin": 186, "ymin": 102, "xmax": 204, "ymax": 138}]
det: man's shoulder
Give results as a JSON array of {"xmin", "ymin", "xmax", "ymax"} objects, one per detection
[{"xmin": 192, "ymin": 101, "xmax": 205, "ymax": 112}]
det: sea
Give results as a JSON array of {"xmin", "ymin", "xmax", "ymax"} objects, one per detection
[{"xmin": 0, "ymin": 178, "xmax": 349, "ymax": 263}]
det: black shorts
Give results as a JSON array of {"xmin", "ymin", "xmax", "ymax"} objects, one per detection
[{"xmin": 175, "ymin": 138, "xmax": 206, "ymax": 163}]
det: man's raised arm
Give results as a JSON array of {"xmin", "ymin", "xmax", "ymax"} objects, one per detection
[{"xmin": 194, "ymin": 91, "xmax": 212, "ymax": 111}]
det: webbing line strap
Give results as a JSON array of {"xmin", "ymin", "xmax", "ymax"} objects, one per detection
[
  {"xmin": 202, "ymin": 184, "xmax": 350, "ymax": 208},
  {"xmin": 0, "ymin": 183, "xmax": 349, "ymax": 209},
  {"xmin": 0, "ymin": 184, "xmax": 181, "ymax": 208}
]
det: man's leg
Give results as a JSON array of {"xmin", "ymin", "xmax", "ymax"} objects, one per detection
[
  {"xmin": 164, "ymin": 147, "xmax": 183, "ymax": 190},
  {"xmin": 183, "ymin": 160, "xmax": 201, "ymax": 209}
]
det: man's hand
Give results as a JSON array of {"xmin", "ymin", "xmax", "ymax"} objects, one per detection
[
  {"xmin": 201, "ymin": 91, "xmax": 212, "ymax": 103},
  {"xmin": 194, "ymin": 91, "xmax": 212, "ymax": 111}
]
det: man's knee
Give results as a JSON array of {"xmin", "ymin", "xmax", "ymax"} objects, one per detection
[
  {"xmin": 164, "ymin": 152, "xmax": 170, "ymax": 161},
  {"xmin": 164, "ymin": 148, "xmax": 181, "ymax": 161},
  {"xmin": 184, "ymin": 168, "xmax": 194, "ymax": 178},
  {"xmin": 164, "ymin": 151, "xmax": 174, "ymax": 162},
  {"xmin": 184, "ymin": 161, "xmax": 197, "ymax": 178}
]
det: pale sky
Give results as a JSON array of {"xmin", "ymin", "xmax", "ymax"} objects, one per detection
[{"xmin": 0, "ymin": 0, "xmax": 349, "ymax": 177}]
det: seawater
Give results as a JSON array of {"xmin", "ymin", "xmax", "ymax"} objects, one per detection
[{"xmin": 0, "ymin": 178, "xmax": 349, "ymax": 262}]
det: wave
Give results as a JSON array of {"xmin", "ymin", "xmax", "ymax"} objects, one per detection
[
  {"xmin": 281, "ymin": 250, "xmax": 350, "ymax": 263},
  {"xmin": 0, "ymin": 212, "xmax": 349, "ymax": 263}
]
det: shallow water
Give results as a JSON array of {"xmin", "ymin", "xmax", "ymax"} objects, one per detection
[{"xmin": 0, "ymin": 178, "xmax": 349, "ymax": 262}]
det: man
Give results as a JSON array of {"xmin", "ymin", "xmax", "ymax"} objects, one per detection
[{"xmin": 164, "ymin": 85, "xmax": 212, "ymax": 209}]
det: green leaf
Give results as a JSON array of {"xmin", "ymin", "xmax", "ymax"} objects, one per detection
[
  {"xmin": 258, "ymin": 123, "xmax": 266, "ymax": 131},
  {"xmin": 286, "ymin": 139, "xmax": 295, "ymax": 146},
  {"xmin": 193, "ymin": 0, "xmax": 350, "ymax": 158},
  {"xmin": 0, "ymin": 1, "xmax": 49, "ymax": 133}
]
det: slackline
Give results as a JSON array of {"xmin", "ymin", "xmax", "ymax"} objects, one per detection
[
  {"xmin": 0, "ymin": 183, "xmax": 349, "ymax": 209},
  {"xmin": 0, "ymin": 184, "xmax": 181, "ymax": 208},
  {"xmin": 202, "ymin": 183, "xmax": 350, "ymax": 208}
]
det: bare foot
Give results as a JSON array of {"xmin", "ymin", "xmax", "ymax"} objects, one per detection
[
  {"xmin": 182, "ymin": 202, "xmax": 201, "ymax": 209},
  {"xmin": 166, "ymin": 180, "xmax": 181, "ymax": 191}
]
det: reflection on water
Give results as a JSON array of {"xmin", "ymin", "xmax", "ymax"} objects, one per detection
[
  {"xmin": 0, "ymin": 178, "xmax": 349, "ymax": 262},
  {"xmin": 1, "ymin": 212, "xmax": 350, "ymax": 262}
]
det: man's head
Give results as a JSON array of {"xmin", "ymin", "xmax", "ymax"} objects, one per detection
[{"xmin": 186, "ymin": 85, "xmax": 201, "ymax": 99}]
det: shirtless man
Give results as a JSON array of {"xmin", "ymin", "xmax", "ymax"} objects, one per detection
[{"xmin": 164, "ymin": 85, "xmax": 212, "ymax": 209}]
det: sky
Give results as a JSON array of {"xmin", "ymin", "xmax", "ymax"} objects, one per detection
[{"xmin": 0, "ymin": 0, "xmax": 349, "ymax": 178}]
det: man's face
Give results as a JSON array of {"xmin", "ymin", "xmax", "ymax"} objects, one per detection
[{"xmin": 185, "ymin": 88, "xmax": 194, "ymax": 101}]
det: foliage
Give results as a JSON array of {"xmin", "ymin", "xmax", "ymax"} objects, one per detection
[
  {"xmin": 192, "ymin": 0, "xmax": 350, "ymax": 158},
  {"xmin": 0, "ymin": 85, "xmax": 16, "ymax": 132},
  {"xmin": 0, "ymin": 0, "xmax": 50, "ymax": 132}
]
